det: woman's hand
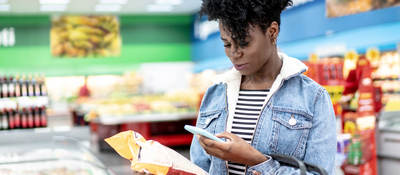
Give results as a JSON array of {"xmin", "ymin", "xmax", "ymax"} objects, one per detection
[{"xmin": 198, "ymin": 132, "xmax": 268, "ymax": 166}]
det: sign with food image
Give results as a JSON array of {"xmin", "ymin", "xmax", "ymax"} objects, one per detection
[
  {"xmin": 326, "ymin": 0, "xmax": 400, "ymax": 18},
  {"xmin": 51, "ymin": 16, "xmax": 121, "ymax": 58}
]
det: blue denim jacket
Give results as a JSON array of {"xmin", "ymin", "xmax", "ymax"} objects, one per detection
[{"xmin": 190, "ymin": 53, "xmax": 336, "ymax": 175}]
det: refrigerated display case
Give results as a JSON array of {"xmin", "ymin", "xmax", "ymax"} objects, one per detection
[
  {"xmin": 377, "ymin": 110, "xmax": 400, "ymax": 175},
  {"xmin": 0, "ymin": 135, "xmax": 114, "ymax": 175}
]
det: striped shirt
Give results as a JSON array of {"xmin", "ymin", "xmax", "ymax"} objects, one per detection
[{"xmin": 227, "ymin": 89, "xmax": 269, "ymax": 175}]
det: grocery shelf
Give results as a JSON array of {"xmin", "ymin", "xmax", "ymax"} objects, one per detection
[
  {"xmin": 373, "ymin": 77, "xmax": 400, "ymax": 81},
  {"xmin": 93, "ymin": 113, "xmax": 197, "ymax": 125}
]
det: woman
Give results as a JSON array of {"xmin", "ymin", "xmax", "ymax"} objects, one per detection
[{"xmin": 190, "ymin": 0, "xmax": 336, "ymax": 174}]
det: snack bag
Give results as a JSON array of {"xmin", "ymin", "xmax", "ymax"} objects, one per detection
[{"xmin": 105, "ymin": 130, "xmax": 208, "ymax": 175}]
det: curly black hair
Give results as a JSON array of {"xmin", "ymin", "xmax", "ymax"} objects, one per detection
[{"xmin": 200, "ymin": 0, "xmax": 292, "ymax": 47}]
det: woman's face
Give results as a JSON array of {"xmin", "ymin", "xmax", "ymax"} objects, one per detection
[{"xmin": 219, "ymin": 23, "xmax": 277, "ymax": 76}]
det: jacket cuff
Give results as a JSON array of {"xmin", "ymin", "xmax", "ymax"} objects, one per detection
[{"xmin": 247, "ymin": 155, "xmax": 279, "ymax": 175}]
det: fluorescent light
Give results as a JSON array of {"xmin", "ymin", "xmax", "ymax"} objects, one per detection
[
  {"xmin": 155, "ymin": 0, "xmax": 182, "ymax": 5},
  {"xmin": 40, "ymin": 0, "xmax": 69, "ymax": 4},
  {"xmin": 147, "ymin": 4, "xmax": 172, "ymax": 12},
  {"xmin": 0, "ymin": 4, "xmax": 9, "ymax": 11},
  {"xmin": 95, "ymin": 4, "xmax": 121, "ymax": 12},
  {"xmin": 0, "ymin": 0, "xmax": 8, "ymax": 4},
  {"xmin": 99, "ymin": 0, "xmax": 127, "ymax": 4},
  {"xmin": 40, "ymin": 4, "xmax": 67, "ymax": 11}
]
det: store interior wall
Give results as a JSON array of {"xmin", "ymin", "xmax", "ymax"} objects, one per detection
[{"xmin": 0, "ymin": 15, "xmax": 193, "ymax": 76}]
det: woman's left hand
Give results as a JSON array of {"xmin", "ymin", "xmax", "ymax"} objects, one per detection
[{"xmin": 198, "ymin": 132, "xmax": 268, "ymax": 166}]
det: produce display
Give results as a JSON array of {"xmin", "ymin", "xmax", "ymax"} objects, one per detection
[
  {"xmin": 80, "ymin": 90, "xmax": 200, "ymax": 121},
  {"xmin": 372, "ymin": 51, "xmax": 400, "ymax": 103},
  {"xmin": 326, "ymin": 0, "xmax": 400, "ymax": 17},
  {"xmin": 51, "ymin": 16, "xmax": 121, "ymax": 58}
]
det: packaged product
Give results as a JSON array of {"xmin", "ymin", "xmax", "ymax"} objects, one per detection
[{"xmin": 105, "ymin": 130, "xmax": 208, "ymax": 175}]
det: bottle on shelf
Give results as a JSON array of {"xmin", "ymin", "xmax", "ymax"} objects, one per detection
[
  {"xmin": 27, "ymin": 74, "xmax": 34, "ymax": 97},
  {"xmin": 1, "ymin": 106, "xmax": 8, "ymax": 130},
  {"xmin": 20, "ymin": 108, "xmax": 28, "ymax": 129},
  {"xmin": 15, "ymin": 74, "xmax": 21, "ymax": 97},
  {"xmin": 13, "ymin": 107, "xmax": 20, "ymax": 129},
  {"xmin": 34, "ymin": 75, "xmax": 41, "ymax": 97},
  {"xmin": 0, "ymin": 76, "xmax": 2, "ymax": 98},
  {"xmin": 0, "ymin": 110, "xmax": 3, "ymax": 130},
  {"xmin": 1, "ymin": 76, "xmax": 8, "ymax": 98},
  {"xmin": 21, "ymin": 75, "xmax": 28, "ymax": 97},
  {"xmin": 39, "ymin": 74, "xmax": 47, "ymax": 96},
  {"xmin": 5, "ymin": 102, "xmax": 15, "ymax": 129},
  {"xmin": 8, "ymin": 76, "xmax": 15, "ymax": 98},
  {"xmin": 347, "ymin": 136, "xmax": 363, "ymax": 165},
  {"xmin": 27, "ymin": 106, "xmax": 34, "ymax": 128},
  {"xmin": 34, "ymin": 106, "xmax": 41, "ymax": 128},
  {"xmin": 40, "ymin": 106, "xmax": 47, "ymax": 127}
]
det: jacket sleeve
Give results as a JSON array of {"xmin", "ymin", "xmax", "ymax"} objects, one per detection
[
  {"xmin": 247, "ymin": 89, "xmax": 337, "ymax": 175},
  {"xmin": 189, "ymin": 87, "xmax": 213, "ymax": 172},
  {"xmin": 190, "ymin": 128, "xmax": 212, "ymax": 172}
]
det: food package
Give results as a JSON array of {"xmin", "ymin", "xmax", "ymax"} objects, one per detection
[{"xmin": 105, "ymin": 131, "xmax": 208, "ymax": 175}]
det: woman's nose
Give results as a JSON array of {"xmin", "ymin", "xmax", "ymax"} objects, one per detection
[{"xmin": 230, "ymin": 47, "xmax": 243, "ymax": 59}]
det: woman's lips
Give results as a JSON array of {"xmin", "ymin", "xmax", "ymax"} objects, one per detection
[{"xmin": 234, "ymin": 63, "xmax": 248, "ymax": 70}]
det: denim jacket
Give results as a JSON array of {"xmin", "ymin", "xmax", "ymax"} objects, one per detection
[{"xmin": 190, "ymin": 53, "xmax": 336, "ymax": 175}]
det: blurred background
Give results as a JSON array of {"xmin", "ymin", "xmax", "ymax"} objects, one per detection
[{"xmin": 0, "ymin": 0, "xmax": 399, "ymax": 174}]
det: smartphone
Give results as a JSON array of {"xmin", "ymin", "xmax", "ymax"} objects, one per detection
[{"xmin": 184, "ymin": 125, "xmax": 224, "ymax": 142}]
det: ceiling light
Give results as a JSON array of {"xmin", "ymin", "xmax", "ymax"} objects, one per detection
[
  {"xmin": 40, "ymin": 4, "xmax": 67, "ymax": 11},
  {"xmin": 0, "ymin": 0, "xmax": 8, "ymax": 4},
  {"xmin": 155, "ymin": 0, "xmax": 182, "ymax": 5},
  {"xmin": 0, "ymin": 4, "xmax": 10, "ymax": 11},
  {"xmin": 39, "ymin": 0, "xmax": 69, "ymax": 4},
  {"xmin": 95, "ymin": 4, "xmax": 121, "ymax": 12},
  {"xmin": 99, "ymin": 0, "xmax": 128, "ymax": 4},
  {"xmin": 147, "ymin": 4, "xmax": 173, "ymax": 12}
]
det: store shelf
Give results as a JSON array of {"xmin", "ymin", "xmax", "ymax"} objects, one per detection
[
  {"xmin": 93, "ymin": 113, "xmax": 197, "ymax": 125},
  {"xmin": 373, "ymin": 77, "xmax": 400, "ymax": 81}
]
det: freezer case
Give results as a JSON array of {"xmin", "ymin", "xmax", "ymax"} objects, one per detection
[
  {"xmin": 377, "ymin": 111, "xmax": 400, "ymax": 175},
  {"xmin": 0, "ymin": 136, "xmax": 114, "ymax": 175}
]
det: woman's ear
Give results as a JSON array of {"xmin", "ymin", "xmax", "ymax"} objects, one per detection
[{"xmin": 267, "ymin": 21, "xmax": 279, "ymax": 43}]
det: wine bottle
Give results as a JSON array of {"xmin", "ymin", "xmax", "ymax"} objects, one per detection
[
  {"xmin": 27, "ymin": 107, "xmax": 34, "ymax": 128},
  {"xmin": 2, "ymin": 76, "xmax": 8, "ymax": 98},
  {"xmin": 1, "ymin": 108, "xmax": 8, "ymax": 130},
  {"xmin": 34, "ymin": 106, "xmax": 41, "ymax": 128},
  {"xmin": 40, "ymin": 106, "xmax": 47, "ymax": 127},
  {"xmin": 21, "ymin": 75, "xmax": 28, "ymax": 97},
  {"xmin": 14, "ymin": 108, "xmax": 20, "ymax": 129},
  {"xmin": 21, "ymin": 108, "xmax": 27, "ymax": 129},
  {"xmin": 27, "ymin": 75, "xmax": 34, "ymax": 97},
  {"xmin": 8, "ymin": 76, "xmax": 15, "ymax": 98},
  {"xmin": 15, "ymin": 75, "xmax": 21, "ymax": 97},
  {"xmin": 39, "ymin": 75, "xmax": 47, "ymax": 96}
]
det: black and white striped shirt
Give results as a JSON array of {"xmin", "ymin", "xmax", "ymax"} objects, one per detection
[{"xmin": 227, "ymin": 89, "xmax": 269, "ymax": 175}]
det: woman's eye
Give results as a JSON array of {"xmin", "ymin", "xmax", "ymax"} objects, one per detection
[
  {"xmin": 224, "ymin": 44, "xmax": 231, "ymax": 48},
  {"xmin": 239, "ymin": 41, "xmax": 249, "ymax": 47}
]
